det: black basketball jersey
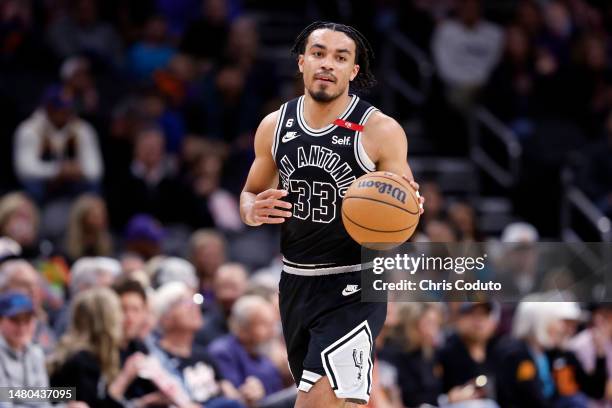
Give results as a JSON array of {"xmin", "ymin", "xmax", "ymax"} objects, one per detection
[{"xmin": 272, "ymin": 94, "xmax": 379, "ymax": 271}]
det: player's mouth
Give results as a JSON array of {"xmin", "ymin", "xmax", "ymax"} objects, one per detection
[{"xmin": 314, "ymin": 74, "xmax": 336, "ymax": 83}]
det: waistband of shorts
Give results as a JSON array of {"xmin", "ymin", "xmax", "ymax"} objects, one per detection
[{"xmin": 282, "ymin": 258, "xmax": 373, "ymax": 276}]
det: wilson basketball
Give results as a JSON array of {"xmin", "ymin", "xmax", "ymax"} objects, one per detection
[{"xmin": 342, "ymin": 171, "xmax": 420, "ymax": 249}]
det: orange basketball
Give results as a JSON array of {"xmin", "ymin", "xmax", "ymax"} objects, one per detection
[{"xmin": 342, "ymin": 171, "xmax": 420, "ymax": 249}]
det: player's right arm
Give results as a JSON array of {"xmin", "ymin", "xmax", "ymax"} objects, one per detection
[{"xmin": 240, "ymin": 111, "xmax": 293, "ymax": 226}]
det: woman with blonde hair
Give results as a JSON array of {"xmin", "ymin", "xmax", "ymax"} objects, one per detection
[
  {"xmin": 0, "ymin": 192, "xmax": 40, "ymax": 257},
  {"xmin": 383, "ymin": 302, "xmax": 445, "ymax": 407},
  {"xmin": 48, "ymin": 288, "xmax": 136, "ymax": 407},
  {"xmin": 64, "ymin": 194, "xmax": 112, "ymax": 260}
]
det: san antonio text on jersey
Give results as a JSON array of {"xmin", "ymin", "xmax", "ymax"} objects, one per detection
[{"xmin": 272, "ymin": 95, "xmax": 378, "ymax": 272}]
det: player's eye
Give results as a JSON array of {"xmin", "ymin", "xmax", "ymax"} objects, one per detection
[
  {"xmin": 337, "ymin": 56, "xmax": 347, "ymax": 62},
  {"xmin": 313, "ymin": 51, "xmax": 323, "ymax": 57}
]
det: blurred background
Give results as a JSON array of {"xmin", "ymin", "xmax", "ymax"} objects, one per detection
[{"xmin": 0, "ymin": 0, "xmax": 611, "ymax": 407}]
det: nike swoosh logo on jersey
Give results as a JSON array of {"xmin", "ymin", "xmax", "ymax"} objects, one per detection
[
  {"xmin": 282, "ymin": 131, "xmax": 300, "ymax": 143},
  {"xmin": 342, "ymin": 285, "xmax": 361, "ymax": 296}
]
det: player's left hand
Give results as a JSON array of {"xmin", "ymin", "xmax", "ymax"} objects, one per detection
[{"xmin": 402, "ymin": 176, "xmax": 425, "ymax": 215}]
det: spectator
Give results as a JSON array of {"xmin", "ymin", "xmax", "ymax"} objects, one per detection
[
  {"xmin": 108, "ymin": 126, "xmax": 190, "ymax": 226},
  {"xmin": 46, "ymin": 0, "xmax": 123, "ymax": 69},
  {"xmin": 564, "ymin": 33, "xmax": 612, "ymax": 135},
  {"xmin": 48, "ymin": 288, "xmax": 128, "ymax": 407},
  {"xmin": 497, "ymin": 299, "xmax": 563, "ymax": 407},
  {"xmin": 569, "ymin": 303, "xmax": 612, "ymax": 407},
  {"xmin": 154, "ymin": 281, "xmax": 244, "ymax": 407},
  {"xmin": 579, "ymin": 110, "xmax": 612, "ymax": 218},
  {"xmin": 0, "ymin": 0, "xmax": 52, "ymax": 71},
  {"xmin": 110, "ymin": 278, "xmax": 164, "ymax": 405},
  {"xmin": 60, "ymin": 56, "xmax": 101, "ymax": 122},
  {"xmin": 127, "ymin": 15, "xmax": 176, "ymax": 81},
  {"xmin": 208, "ymin": 295, "xmax": 284, "ymax": 405},
  {"xmin": 419, "ymin": 181, "xmax": 447, "ymax": 227},
  {"xmin": 64, "ymin": 194, "xmax": 112, "ymax": 261},
  {"xmin": 496, "ymin": 222, "xmax": 542, "ymax": 298},
  {"xmin": 0, "ymin": 292, "xmax": 51, "ymax": 407},
  {"xmin": 123, "ymin": 214, "xmax": 165, "ymax": 260},
  {"xmin": 432, "ymin": 0, "xmax": 504, "ymax": 108},
  {"xmin": 189, "ymin": 229, "xmax": 226, "ymax": 302},
  {"xmin": 53, "ymin": 256, "xmax": 121, "ymax": 336},
  {"xmin": 546, "ymin": 302, "xmax": 607, "ymax": 407},
  {"xmin": 0, "ymin": 192, "xmax": 40, "ymax": 259},
  {"xmin": 0, "ymin": 259, "xmax": 57, "ymax": 352},
  {"xmin": 13, "ymin": 85, "xmax": 103, "ymax": 203},
  {"xmin": 113, "ymin": 279, "xmax": 152, "ymax": 346},
  {"xmin": 438, "ymin": 302, "xmax": 500, "ymax": 400},
  {"xmin": 180, "ymin": 0, "xmax": 230, "ymax": 64},
  {"xmin": 486, "ymin": 24, "xmax": 538, "ymax": 138},
  {"xmin": 382, "ymin": 302, "xmax": 445, "ymax": 407},
  {"xmin": 448, "ymin": 201, "xmax": 483, "ymax": 242},
  {"xmin": 152, "ymin": 256, "xmax": 198, "ymax": 289},
  {"xmin": 198, "ymin": 262, "xmax": 248, "ymax": 345},
  {"xmin": 189, "ymin": 150, "xmax": 243, "ymax": 231}
]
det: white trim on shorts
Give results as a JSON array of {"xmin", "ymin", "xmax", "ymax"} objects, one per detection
[
  {"xmin": 320, "ymin": 320, "xmax": 374, "ymax": 404},
  {"xmin": 298, "ymin": 370, "xmax": 323, "ymax": 392}
]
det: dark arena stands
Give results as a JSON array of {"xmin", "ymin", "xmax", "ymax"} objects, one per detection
[{"xmin": 0, "ymin": 0, "xmax": 611, "ymax": 407}]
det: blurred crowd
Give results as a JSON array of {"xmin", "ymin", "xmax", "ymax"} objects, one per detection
[{"xmin": 1, "ymin": 0, "xmax": 612, "ymax": 407}]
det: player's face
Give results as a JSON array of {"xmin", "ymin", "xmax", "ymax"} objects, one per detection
[{"xmin": 298, "ymin": 29, "xmax": 360, "ymax": 103}]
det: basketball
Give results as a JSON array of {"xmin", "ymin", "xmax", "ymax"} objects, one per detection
[{"xmin": 342, "ymin": 171, "xmax": 420, "ymax": 249}]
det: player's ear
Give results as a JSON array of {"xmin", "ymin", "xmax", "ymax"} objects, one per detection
[
  {"xmin": 350, "ymin": 64, "xmax": 360, "ymax": 82},
  {"xmin": 298, "ymin": 54, "xmax": 305, "ymax": 73}
]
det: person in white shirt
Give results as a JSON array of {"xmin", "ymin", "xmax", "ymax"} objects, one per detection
[
  {"xmin": 13, "ymin": 85, "xmax": 103, "ymax": 203},
  {"xmin": 432, "ymin": 0, "xmax": 504, "ymax": 108}
]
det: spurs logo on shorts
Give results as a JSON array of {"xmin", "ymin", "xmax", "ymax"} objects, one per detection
[
  {"xmin": 321, "ymin": 321, "xmax": 374, "ymax": 403},
  {"xmin": 353, "ymin": 349, "xmax": 363, "ymax": 380}
]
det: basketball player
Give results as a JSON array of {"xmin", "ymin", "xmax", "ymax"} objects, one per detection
[{"xmin": 240, "ymin": 22, "xmax": 424, "ymax": 407}]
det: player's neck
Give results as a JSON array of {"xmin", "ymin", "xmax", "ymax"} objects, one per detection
[{"xmin": 302, "ymin": 92, "xmax": 352, "ymax": 129}]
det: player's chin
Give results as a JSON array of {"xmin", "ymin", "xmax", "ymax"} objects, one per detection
[{"xmin": 309, "ymin": 88, "xmax": 339, "ymax": 103}]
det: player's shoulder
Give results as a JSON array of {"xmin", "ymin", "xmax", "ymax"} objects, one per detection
[
  {"xmin": 362, "ymin": 110, "xmax": 406, "ymax": 141},
  {"xmin": 254, "ymin": 109, "xmax": 282, "ymax": 142}
]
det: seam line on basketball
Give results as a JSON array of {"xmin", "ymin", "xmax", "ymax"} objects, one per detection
[
  {"xmin": 343, "ymin": 196, "xmax": 420, "ymax": 215},
  {"xmin": 342, "ymin": 209, "xmax": 419, "ymax": 233}
]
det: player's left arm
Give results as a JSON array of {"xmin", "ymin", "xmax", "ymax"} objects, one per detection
[{"xmin": 362, "ymin": 111, "xmax": 424, "ymax": 213}]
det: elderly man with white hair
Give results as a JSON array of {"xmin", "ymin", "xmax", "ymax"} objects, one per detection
[
  {"xmin": 208, "ymin": 295, "xmax": 284, "ymax": 407},
  {"xmin": 196, "ymin": 263, "xmax": 248, "ymax": 346},
  {"xmin": 154, "ymin": 281, "xmax": 243, "ymax": 408}
]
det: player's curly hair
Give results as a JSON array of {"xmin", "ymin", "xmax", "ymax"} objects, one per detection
[{"xmin": 291, "ymin": 21, "xmax": 377, "ymax": 90}]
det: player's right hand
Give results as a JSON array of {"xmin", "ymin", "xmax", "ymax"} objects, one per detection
[{"xmin": 248, "ymin": 189, "xmax": 292, "ymax": 225}]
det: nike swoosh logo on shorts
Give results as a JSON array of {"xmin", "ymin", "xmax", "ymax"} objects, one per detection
[
  {"xmin": 342, "ymin": 285, "xmax": 361, "ymax": 296},
  {"xmin": 282, "ymin": 132, "xmax": 300, "ymax": 143}
]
